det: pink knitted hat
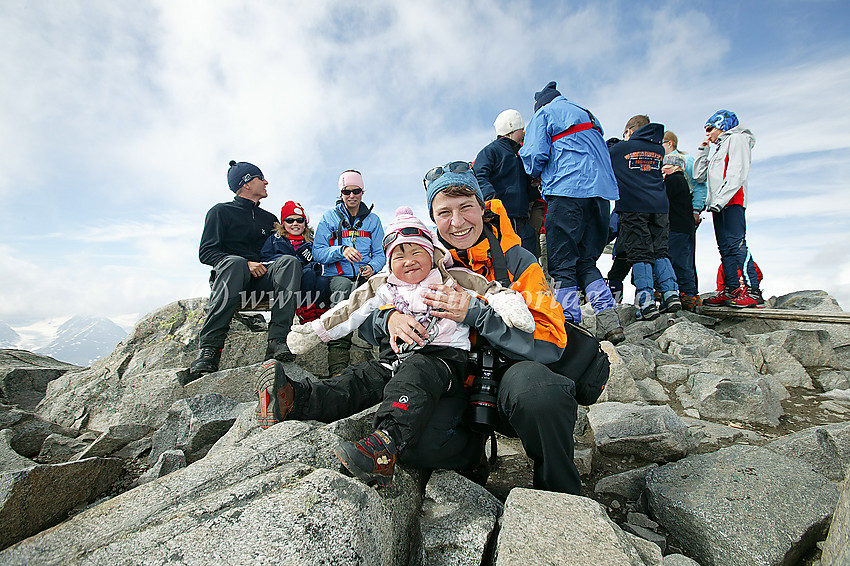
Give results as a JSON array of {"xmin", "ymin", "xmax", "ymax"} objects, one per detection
[
  {"xmin": 383, "ymin": 206, "xmax": 436, "ymax": 260},
  {"xmin": 338, "ymin": 170, "xmax": 364, "ymax": 190}
]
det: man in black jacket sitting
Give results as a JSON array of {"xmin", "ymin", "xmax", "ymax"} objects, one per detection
[{"xmin": 188, "ymin": 160, "xmax": 301, "ymax": 381}]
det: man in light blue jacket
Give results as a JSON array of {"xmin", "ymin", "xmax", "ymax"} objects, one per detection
[{"xmin": 519, "ymin": 81, "xmax": 623, "ymax": 344}]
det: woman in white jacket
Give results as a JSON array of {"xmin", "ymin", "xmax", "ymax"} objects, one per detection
[{"xmin": 693, "ymin": 109, "xmax": 763, "ymax": 308}]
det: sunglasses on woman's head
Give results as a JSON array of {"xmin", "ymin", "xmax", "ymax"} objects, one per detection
[
  {"xmin": 422, "ymin": 161, "xmax": 472, "ymax": 189},
  {"xmin": 341, "ymin": 188, "xmax": 363, "ymax": 196},
  {"xmin": 283, "ymin": 217, "xmax": 306, "ymax": 224}
]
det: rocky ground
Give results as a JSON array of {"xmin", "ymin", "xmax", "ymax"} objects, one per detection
[{"xmin": 1, "ymin": 290, "xmax": 849, "ymax": 565}]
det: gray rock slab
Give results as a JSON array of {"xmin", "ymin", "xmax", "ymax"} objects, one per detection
[
  {"xmin": 636, "ymin": 378, "xmax": 669, "ymax": 403},
  {"xmin": 764, "ymin": 422, "xmax": 850, "ymax": 481},
  {"xmin": 594, "ymin": 464, "xmax": 658, "ymax": 501},
  {"xmin": 0, "ymin": 456, "xmax": 123, "ymax": 550},
  {"xmin": 72, "ymin": 423, "xmax": 154, "ymax": 460},
  {"xmin": 493, "ymin": 489, "xmax": 661, "ymax": 565},
  {"xmin": 588, "ymin": 402, "xmax": 696, "ymax": 461},
  {"xmin": 0, "ymin": 418, "xmax": 425, "ymax": 565},
  {"xmin": 821, "ymin": 464, "xmax": 850, "ymax": 566},
  {"xmin": 0, "ymin": 350, "xmax": 80, "ymax": 410},
  {"xmin": 688, "ymin": 373, "xmax": 785, "ymax": 427},
  {"xmin": 622, "ymin": 522, "xmax": 666, "ymax": 553},
  {"xmin": 35, "ymin": 433, "xmax": 90, "ymax": 464},
  {"xmin": 136, "ymin": 449, "xmax": 186, "ymax": 485},
  {"xmin": 0, "ymin": 405, "xmax": 78, "ymax": 458},
  {"xmin": 656, "ymin": 321, "xmax": 727, "ymax": 358},
  {"xmin": 663, "ymin": 555, "xmax": 701, "ymax": 566},
  {"xmin": 758, "ymin": 343, "xmax": 814, "ymax": 388},
  {"xmin": 746, "ymin": 328, "xmax": 840, "ymax": 369},
  {"xmin": 420, "ymin": 470, "xmax": 502, "ymax": 566},
  {"xmin": 815, "ymin": 369, "xmax": 850, "ymax": 392},
  {"xmin": 656, "ymin": 364, "xmax": 689, "ymax": 384},
  {"xmin": 681, "ymin": 417, "xmax": 762, "ymax": 453},
  {"xmin": 149, "ymin": 393, "xmax": 241, "ymax": 463},
  {"xmin": 599, "ymin": 343, "xmax": 641, "ymax": 403},
  {"xmin": 0, "ymin": 430, "xmax": 35, "ymax": 472},
  {"xmin": 617, "ymin": 343, "xmax": 656, "ymax": 381},
  {"xmin": 646, "ymin": 445, "xmax": 839, "ymax": 566}
]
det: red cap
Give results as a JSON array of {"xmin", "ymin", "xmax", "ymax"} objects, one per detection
[{"xmin": 280, "ymin": 201, "xmax": 305, "ymax": 222}]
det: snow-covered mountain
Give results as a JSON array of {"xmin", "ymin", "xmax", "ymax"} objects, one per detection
[
  {"xmin": 33, "ymin": 316, "xmax": 127, "ymax": 366},
  {"xmin": 0, "ymin": 321, "xmax": 20, "ymax": 348}
]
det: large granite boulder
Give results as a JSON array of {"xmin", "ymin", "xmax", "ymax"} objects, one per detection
[
  {"xmin": 646, "ymin": 445, "xmax": 839, "ymax": 566},
  {"xmin": 493, "ymin": 489, "xmax": 662, "ymax": 565},
  {"xmin": 0, "ymin": 449, "xmax": 123, "ymax": 550},
  {"xmin": 0, "ymin": 416, "xmax": 426, "ymax": 565},
  {"xmin": 0, "ymin": 350, "xmax": 80, "ymax": 410},
  {"xmin": 149, "ymin": 394, "xmax": 244, "ymax": 463},
  {"xmin": 588, "ymin": 402, "xmax": 696, "ymax": 462},
  {"xmin": 420, "ymin": 470, "xmax": 502, "ymax": 565},
  {"xmin": 821, "ymin": 465, "xmax": 850, "ymax": 565},
  {"xmin": 687, "ymin": 372, "xmax": 786, "ymax": 427},
  {"xmin": 0, "ymin": 404, "xmax": 78, "ymax": 458},
  {"xmin": 763, "ymin": 422, "xmax": 850, "ymax": 482}
]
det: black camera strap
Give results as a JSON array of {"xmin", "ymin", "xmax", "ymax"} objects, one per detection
[{"xmin": 483, "ymin": 227, "xmax": 511, "ymax": 288}]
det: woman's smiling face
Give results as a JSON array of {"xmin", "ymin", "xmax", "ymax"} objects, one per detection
[{"xmin": 431, "ymin": 193, "xmax": 484, "ymax": 250}]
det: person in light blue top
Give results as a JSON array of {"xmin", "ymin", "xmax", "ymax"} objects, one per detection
[
  {"xmin": 312, "ymin": 169, "xmax": 386, "ymax": 375},
  {"xmin": 518, "ymin": 81, "xmax": 623, "ymax": 344}
]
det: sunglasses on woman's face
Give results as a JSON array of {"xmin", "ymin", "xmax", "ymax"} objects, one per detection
[
  {"xmin": 341, "ymin": 188, "xmax": 363, "ymax": 196},
  {"xmin": 422, "ymin": 161, "xmax": 471, "ymax": 189},
  {"xmin": 283, "ymin": 217, "xmax": 306, "ymax": 224}
]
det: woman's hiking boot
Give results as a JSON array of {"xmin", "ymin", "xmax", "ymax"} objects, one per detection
[
  {"xmin": 255, "ymin": 360, "xmax": 299, "ymax": 428},
  {"xmin": 334, "ymin": 429, "xmax": 397, "ymax": 488},
  {"xmin": 636, "ymin": 303, "xmax": 660, "ymax": 321}
]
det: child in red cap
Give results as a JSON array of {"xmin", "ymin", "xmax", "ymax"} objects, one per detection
[{"xmin": 260, "ymin": 201, "xmax": 330, "ymax": 322}]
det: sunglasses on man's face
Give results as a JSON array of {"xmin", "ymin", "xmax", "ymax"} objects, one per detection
[
  {"xmin": 422, "ymin": 161, "xmax": 472, "ymax": 190},
  {"xmin": 283, "ymin": 217, "xmax": 305, "ymax": 224},
  {"xmin": 705, "ymin": 126, "xmax": 716, "ymax": 134},
  {"xmin": 341, "ymin": 188, "xmax": 363, "ymax": 196}
]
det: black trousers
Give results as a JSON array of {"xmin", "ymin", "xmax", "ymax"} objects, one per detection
[{"xmin": 299, "ymin": 351, "xmax": 581, "ymax": 494}]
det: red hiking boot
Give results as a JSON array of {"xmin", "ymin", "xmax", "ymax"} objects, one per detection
[
  {"xmin": 334, "ymin": 429, "xmax": 397, "ymax": 488},
  {"xmin": 255, "ymin": 360, "xmax": 296, "ymax": 428},
  {"xmin": 729, "ymin": 286, "xmax": 764, "ymax": 308},
  {"xmin": 703, "ymin": 289, "xmax": 736, "ymax": 307}
]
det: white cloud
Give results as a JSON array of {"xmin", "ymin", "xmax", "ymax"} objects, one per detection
[{"xmin": 1, "ymin": 1, "xmax": 849, "ymax": 327}]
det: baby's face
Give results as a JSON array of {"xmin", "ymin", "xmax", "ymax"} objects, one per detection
[{"xmin": 390, "ymin": 243, "xmax": 432, "ymax": 285}]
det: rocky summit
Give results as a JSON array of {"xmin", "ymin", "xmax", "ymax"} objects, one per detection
[{"xmin": 1, "ymin": 290, "xmax": 849, "ymax": 565}]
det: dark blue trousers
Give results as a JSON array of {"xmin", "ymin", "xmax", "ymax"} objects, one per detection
[
  {"xmin": 545, "ymin": 196, "xmax": 609, "ymax": 289},
  {"xmin": 712, "ymin": 205, "xmax": 759, "ymax": 290},
  {"xmin": 669, "ymin": 231, "xmax": 697, "ymax": 295}
]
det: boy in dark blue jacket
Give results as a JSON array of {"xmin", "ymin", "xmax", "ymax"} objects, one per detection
[{"xmin": 608, "ymin": 115, "xmax": 681, "ymax": 319}]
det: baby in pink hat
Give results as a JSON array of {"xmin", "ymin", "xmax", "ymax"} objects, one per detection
[{"xmin": 282, "ymin": 206, "xmax": 533, "ymax": 487}]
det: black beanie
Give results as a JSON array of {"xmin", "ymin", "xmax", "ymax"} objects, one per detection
[
  {"xmin": 534, "ymin": 81, "xmax": 561, "ymax": 112},
  {"xmin": 227, "ymin": 160, "xmax": 264, "ymax": 192}
]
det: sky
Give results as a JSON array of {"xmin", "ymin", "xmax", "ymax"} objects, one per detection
[{"xmin": 1, "ymin": 0, "xmax": 849, "ymax": 331}]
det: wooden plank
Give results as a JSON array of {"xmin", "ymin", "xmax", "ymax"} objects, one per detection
[{"xmin": 699, "ymin": 306, "xmax": 850, "ymax": 325}]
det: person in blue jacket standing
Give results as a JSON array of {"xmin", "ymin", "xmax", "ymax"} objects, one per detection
[
  {"xmin": 519, "ymin": 81, "xmax": 624, "ymax": 344},
  {"xmin": 313, "ymin": 170, "xmax": 386, "ymax": 375}
]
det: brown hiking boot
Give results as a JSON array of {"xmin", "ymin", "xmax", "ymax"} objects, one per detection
[{"xmin": 334, "ymin": 429, "xmax": 397, "ymax": 487}]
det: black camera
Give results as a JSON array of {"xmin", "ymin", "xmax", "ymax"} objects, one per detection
[{"xmin": 466, "ymin": 347, "xmax": 508, "ymax": 433}]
